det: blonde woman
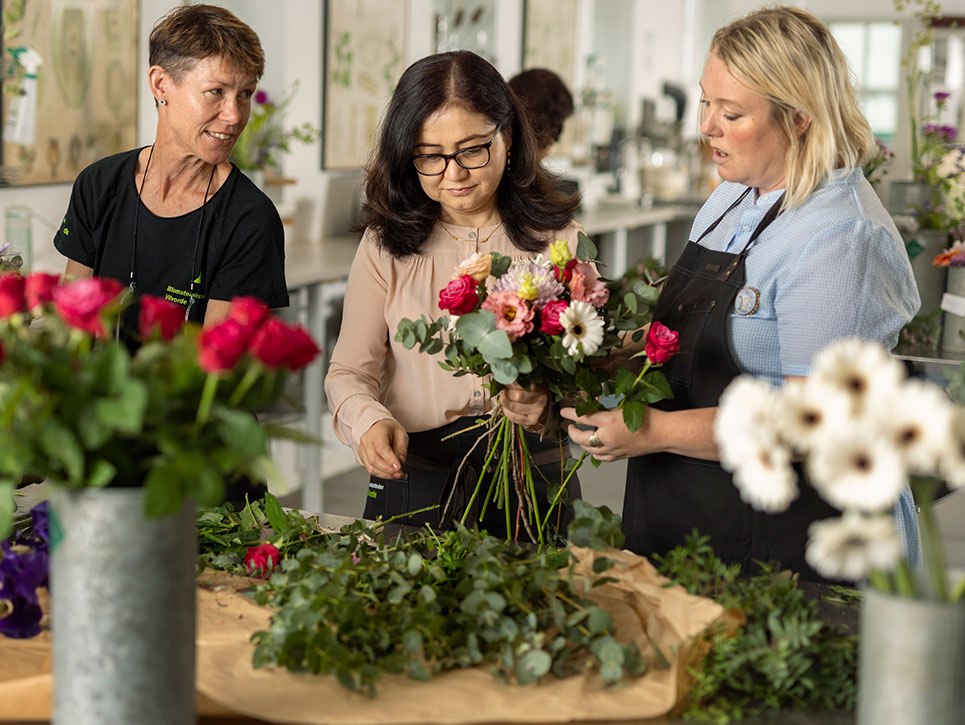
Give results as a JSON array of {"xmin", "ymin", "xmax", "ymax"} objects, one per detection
[{"xmin": 522, "ymin": 6, "xmax": 920, "ymax": 579}]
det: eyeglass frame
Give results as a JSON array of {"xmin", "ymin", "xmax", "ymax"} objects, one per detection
[{"xmin": 410, "ymin": 127, "xmax": 500, "ymax": 176}]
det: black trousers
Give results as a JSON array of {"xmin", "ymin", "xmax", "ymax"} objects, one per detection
[{"xmin": 362, "ymin": 417, "xmax": 581, "ymax": 541}]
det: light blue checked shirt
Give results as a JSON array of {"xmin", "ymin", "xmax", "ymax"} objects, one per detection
[{"xmin": 691, "ymin": 168, "xmax": 922, "ymax": 566}]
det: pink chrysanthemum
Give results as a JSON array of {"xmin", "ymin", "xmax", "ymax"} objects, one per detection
[
  {"xmin": 492, "ymin": 260, "xmax": 564, "ymax": 308},
  {"xmin": 481, "ymin": 290, "xmax": 534, "ymax": 341}
]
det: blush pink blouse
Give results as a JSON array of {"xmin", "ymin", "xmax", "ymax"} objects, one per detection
[{"xmin": 324, "ymin": 220, "xmax": 583, "ymax": 457}]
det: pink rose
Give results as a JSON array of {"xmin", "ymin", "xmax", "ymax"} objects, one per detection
[
  {"xmin": 568, "ymin": 262, "xmax": 609, "ymax": 307},
  {"xmin": 197, "ymin": 319, "xmax": 248, "ymax": 373},
  {"xmin": 244, "ymin": 543, "xmax": 280, "ymax": 578},
  {"xmin": 645, "ymin": 322, "xmax": 680, "ymax": 364},
  {"xmin": 139, "ymin": 295, "xmax": 185, "ymax": 341},
  {"xmin": 51, "ymin": 277, "xmax": 125, "ymax": 336},
  {"xmin": 0, "ymin": 273, "xmax": 25, "ymax": 318},
  {"xmin": 228, "ymin": 297, "xmax": 270, "ymax": 341},
  {"xmin": 249, "ymin": 317, "xmax": 320, "ymax": 371},
  {"xmin": 438, "ymin": 275, "xmax": 479, "ymax": 316},
  {"xmin": 539, "ymin": 299, "xmax": 569, "ymax": 335},
  {"xmin": 24, "ymin": 273, "xmax": 60, "ymax": 312},
  {"xmin": 480, "ymin": 290, "xmax": 534, "ymax": 342}
]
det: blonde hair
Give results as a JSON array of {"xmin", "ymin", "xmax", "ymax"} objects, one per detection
[{"xmin": 709, "ymin": 6, "xmax": 875, "ymax": 209}]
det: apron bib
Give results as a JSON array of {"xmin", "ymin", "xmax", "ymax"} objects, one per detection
[{"xmin": 623, "ymin": 190, "xmax": 837, "ymax": 580}]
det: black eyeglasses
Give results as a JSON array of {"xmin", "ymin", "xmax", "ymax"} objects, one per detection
[{"xmin": 411, "ymin": 128, "xmax": 499, "ymax": 176}]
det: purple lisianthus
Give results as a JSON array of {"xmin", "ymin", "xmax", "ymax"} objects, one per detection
[
  {"xmin": 0, "ymin": 596, "xmax": 43, "ymax": 639},
  {"xmin": 255, "ymin": 90, "xmax": 269, "ymax": 105},
  {"xmin": 0, "ymin": 501, "xmax": 52, "ymax": 638},
  {"xmin": 934, "ymin": 91, "xmax": 951, "ymax": 102}
]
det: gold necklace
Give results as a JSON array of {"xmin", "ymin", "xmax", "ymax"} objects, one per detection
[{"xmin": 439, "ymin": 221, "xmax": 503, "ymax": 244}]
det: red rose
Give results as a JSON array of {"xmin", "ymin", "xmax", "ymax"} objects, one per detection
[
  {"xmin": 244, "ymin": 543, "xmax": 280, "ymax": 579},
  {"xmin": 645, "ymin": 322, "xmax": 680, "ymax": 365},
  {"xmin": 555, "ymin": 259, "xmax": 578, "ymax": 284},
  {"xmin": 282, "ymin": 324, "xmax": 321, "ymax": 371},
  {"xmin": 197, "ymin": 319, "xmax": 248, "ymax": 373},
  {"xmin": 228, "ymin": 296, "xmax": 269, "ymax": 340},
  {"xmin": 250, "ymin": 317, "xmax": 321, "ymax": 371},
  {"xmin": 24, "ymin": 273, "xmax": 60, "ymax": 311},
  {"xmin": 51, "ymin": 277, "xmax": 124, "ymax": 336},
  {"xmin": 139, "ymin": 295, "xmax": 185, "ymax": 341},
  {"xmin": 539, "ymin": 299, "xmax": 569, "ymax": 335},
  {"xmin": 438, "ymin": 274, "xmax": 479, "ymax": 316},
  {"xmin": 0, "ymin": 273, "xmax": 26, "ymax": 318}
]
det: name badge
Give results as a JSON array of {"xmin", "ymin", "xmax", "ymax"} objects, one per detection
[{"xmin": 734, "ymin": 286, "xmax": 760, "ymax": 316}]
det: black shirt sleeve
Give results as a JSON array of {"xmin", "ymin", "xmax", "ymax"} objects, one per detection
[{"xmin": 207, "ymin": 170, "xmax": 289, "ymax": 308}]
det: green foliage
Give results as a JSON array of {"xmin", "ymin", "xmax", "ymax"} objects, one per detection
[
  {"xmin": 654, "ymin": 532, "xmax": 858, "ymax": 722},
  {"xmin": 197, "ymin": 494, "xmax": 647, "ymax": 696},
  {"xmin": 231, "ymin": 81, "xmax": 320, "ymax": 170}
]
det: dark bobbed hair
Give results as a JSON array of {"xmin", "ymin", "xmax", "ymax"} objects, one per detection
[
  {"xmin": 149, "ymin": 4, "xmax": 264, "ymax": 82},
  {"xmin": 508, "ymin": 68, "xmax": 575, "ymax": 150},
  {"xmin": 358, "ymin": 51, "xmax": 579, "ymax": 258}
]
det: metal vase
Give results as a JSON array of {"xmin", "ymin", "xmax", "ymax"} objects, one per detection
[
  {"xmin": 903, "ymin": 228, "xmax": 950, "ymax": 317},
  {"xmin": 942, "ymin": 266, "xmax": 965, "ymax": 355},
  {"xmin": 49, "ymin": 488, "xmax": 196, "ymax": 725},
  {"xmin": 857, "ymin": 588, "xmax": 965, "ymax": 725}
]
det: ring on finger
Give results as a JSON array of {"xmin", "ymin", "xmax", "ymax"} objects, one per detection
[{"xmin": 588, "ymin": 430, "xmax": 603, "ymax": 448}]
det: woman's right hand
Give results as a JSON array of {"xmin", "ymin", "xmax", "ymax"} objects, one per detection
[{"xmin": 359, "ymin": 419, "xmax": 408, "ymax": 479}]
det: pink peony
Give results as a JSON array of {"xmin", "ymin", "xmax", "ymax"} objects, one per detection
[
  {"xmin": 481, "ymin": 290, "xmax": 534, "ymax": 341},
  {"xmin": 568, "ymin": 262, "xmax": 609, "ymax": 307},
  {"xmin": 539, "ymin": 299, "xmax": 569, "ymax": 335}
]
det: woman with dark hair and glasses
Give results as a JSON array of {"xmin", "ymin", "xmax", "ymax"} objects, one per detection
[{"xmin": 325, "ymin": 50, "xmax": 582, "ymax": 535}]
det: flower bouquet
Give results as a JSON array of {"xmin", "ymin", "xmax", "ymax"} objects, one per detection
[
  {"xmin": 230, "ymin": 81, "xmax": 320, "ymax": 171},
  {"xmin": 396, "ymin": 232, "xmax": 677, "ymax": 544},
  {"xmin": 715, "ymin": 337, "xmax": 963, "ymax": 600},
  {"xmin": 0, "ymin": 271, "xmax": 320, "ymax": 539}
]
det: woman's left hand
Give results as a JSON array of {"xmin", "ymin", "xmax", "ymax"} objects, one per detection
[
  {"xmin": 560, "ymin": 406, "xmax": 657, "ymax": 462},
  {"xmin": 500, "ymin": 383, "xmax": 549, "ymax": 431}
]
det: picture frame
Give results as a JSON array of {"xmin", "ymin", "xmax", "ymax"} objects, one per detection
[
  {"xmin": 0, "ymin": 0, "xmax": 138, "ymax": 186},
  {"xmin": 321, "ymin": 0, "xmax": 407, "ymax": 170}
]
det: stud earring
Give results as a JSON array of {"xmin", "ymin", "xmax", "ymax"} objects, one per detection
[{"xmin": 159, "ymin": 99, "xmax": 167, "ymax": 106}]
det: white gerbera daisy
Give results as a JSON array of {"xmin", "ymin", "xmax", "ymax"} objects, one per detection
[
  {"xmin": 811, "ymin": 338, "xmax": 905, "ymax": 414},
  {"xmin": 806, "ymin": 423, "xmax": 907, "ymax": 512},
  {"xmin": 938, "ymin": 407, "xmax": 965, "ymax": 490},
  {"xmin": 560, "ymin": 300, "xmax": 604, "ymax": 358},
  {"xmin": 869, "ymin": 379, "xmax": 954, "ymax": 476},
  {"xmin": 775, "ymin": 377, "xmax": 852, "ymax": 454},
  {"xmin": 715, "ymin": 376, "xmax": 782, "ymax": 469},
  {"xmin": 805, "ymin": 512, "xmax": 901, "ymax": 581},
  {"xmin": 731, "ymin": 435, "xmax": 798, "ymax": 513}
]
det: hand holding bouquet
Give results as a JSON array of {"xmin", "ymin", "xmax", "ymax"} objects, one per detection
[{"xmin": 396, "ymin": 232, "xmax": 678, "ymax": 544}]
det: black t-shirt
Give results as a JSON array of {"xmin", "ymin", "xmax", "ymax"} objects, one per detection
[{"xmin": 54, "ymin": 148, "xmax": 289, "ymax": 333}]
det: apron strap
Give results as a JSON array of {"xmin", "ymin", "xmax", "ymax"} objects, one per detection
[{"xmin": 717, "ymin": 191, "xmax": 786, "ymax": 282}]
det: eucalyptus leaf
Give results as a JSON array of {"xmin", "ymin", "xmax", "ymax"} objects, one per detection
[{"xmin": 576, "ymin": 231, "xmax": 598, "ymax": 262}]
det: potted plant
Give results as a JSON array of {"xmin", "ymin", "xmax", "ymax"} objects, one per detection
[
  {"xmin": 230, "ymin": 81, "xmax": 320, "ymax": 189},
  {"xmin": 715, "ymin": 337, "xmax": 964, "ymax": 724},
  {"xmin": 891, "ymin": 0, "xmax": 965, "ymax": 316},
  {"xmin": 0, "ymin": 271, "xmax": 319, "ymax": 724}
]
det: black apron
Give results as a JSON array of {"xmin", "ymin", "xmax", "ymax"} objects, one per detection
[{"xmin": 623, "ymin": 189, "xmax": 838, "ymax": 580}]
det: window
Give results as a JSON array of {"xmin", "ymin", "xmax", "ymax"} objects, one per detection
[{"xmin": 830, "ymin": 21, "xmax": 903, "ymax": 143}]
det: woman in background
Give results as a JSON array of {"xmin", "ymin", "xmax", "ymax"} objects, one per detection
[
  {"xmin": 325, "ymin": 51, "xmax": 582, "ymax": 536},
  {"xmin": 508, "ymin": 68, "xmax": 574, "ymax": 159}
]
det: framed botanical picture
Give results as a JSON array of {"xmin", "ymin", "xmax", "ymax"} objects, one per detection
[
  {"xmin": 322, "ymin": 0, "xmax": 407, "ymax": 170},
  {"xmin": 0, "ymin": 0, "xmax": 138, "ymax": 186},
  {"xmin": 521, "ymin": 0, "xmax": 578, "ymax": 91}
]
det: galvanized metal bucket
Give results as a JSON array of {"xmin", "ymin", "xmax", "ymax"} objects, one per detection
[
  {"xmin": 857, "ymin": 587, "xmax": 965, "ymax": 725},
  {"xmin": 49, "ymin": 488, "xmax": 196, "ymax": 725}
]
